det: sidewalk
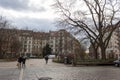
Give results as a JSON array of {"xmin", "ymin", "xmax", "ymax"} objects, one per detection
[
  {"xmin": 0, "ymin": 61, "xmax": 17, "ymax": 68},
  {"xmin": 0, "ymin": 59, "xmax": 66, "ymax": 80}
]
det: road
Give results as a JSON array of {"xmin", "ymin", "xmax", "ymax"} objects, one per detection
[{"xmin": 0, "ymin": 59, "xmax": 120, "ymax": 80}]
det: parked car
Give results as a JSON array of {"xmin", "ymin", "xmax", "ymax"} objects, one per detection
[
  {"xmin": 29, "ymin": 55, "xmax": 38, "ymax": 58},
  {"xmin": 113, "ymin": 59, "xmax": 120, "ymax": 67},
  {"xmin": 48, "ymin": 55, "xmax": 55, "ymax": 59}
]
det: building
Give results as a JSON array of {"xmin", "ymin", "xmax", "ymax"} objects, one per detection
[
  {"xmin": 89, "ymin": 22, "xmax": 120, "ymax": 59},
  {"xmin": 19, "ymin": 30, "xmax": 33, "ymax": 57},
  {"xmin": 0, "ymin": 28, "xmax": 82, "ymax": 58},
  {"xmin": 49, "ymin": 30, "xmax": 74, "ymax": 55},
  {"xmin": 106, "ymin": 30, "xmax": 120, "ymax": 59}
]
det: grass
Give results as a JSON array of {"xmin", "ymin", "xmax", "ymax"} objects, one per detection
[
  {"xmin": 77, "ymin": 59, "xmax": 116, "ymax": 65},
  {"xmin": 0, "ymin": 58, "xmax": 17, "ymax": 62},
  {"xmin": 53, "ymin": 58, "xmax": 116, "ymax": 66}
]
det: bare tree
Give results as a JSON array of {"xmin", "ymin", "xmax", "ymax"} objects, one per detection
[
  {"xmin": 0, "ymin": 16, "xmax": 10, "ymax": 58},
  {"xmin": 10, "ymin": 38, "xmax": 22, "ymax": 57},
  {"xmin": 0, "ymin": 16, "xmax": 22, "ymax": 58},
  {"xmin": 53, "ymin": 0, "xmax": 120, "ymax": 59}
]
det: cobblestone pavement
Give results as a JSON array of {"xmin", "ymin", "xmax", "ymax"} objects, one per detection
[{"xmin": 0, "ymin": 59, "xmax": 120, "ymax": 80}]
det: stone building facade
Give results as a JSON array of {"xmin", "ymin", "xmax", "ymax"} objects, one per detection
[
  {"xmin": 18, "ymin": 29, "xmax": 81, "ymax": 57},
  {"xmin": 0, "ymin": 29, "xmax": 79, "ymax": 58}
]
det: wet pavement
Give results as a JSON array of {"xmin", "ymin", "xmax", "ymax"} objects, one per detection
[
  {"xmin": 0, "ymin": 59, "xmax": 120, "ymax": 80},
  {"xmin": 0, "ymin": 68, "xmax": 20, "ymax": 80}
]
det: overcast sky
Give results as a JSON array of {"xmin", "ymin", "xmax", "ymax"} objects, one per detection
[{"xmin": 0, "ymin": 0, "xmax": 58, "ymax": 32}]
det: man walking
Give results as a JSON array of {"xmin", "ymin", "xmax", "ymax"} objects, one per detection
[
  {"xmin": 44, "ymin": 55, "xmax": 49, "ymax": 64},
  {"xmin": 22, "ymin": 56, "xmax": 26, "ymax": 68},
  {"xmin": 17, "ymin": 56, "xmax": 23, "ymax": 68}
]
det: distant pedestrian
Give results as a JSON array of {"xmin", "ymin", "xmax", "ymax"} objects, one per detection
[
  {"xmin": 64, "ymin": 57, "xmax": 67, "ymax": 64},
  {"xmin": 44, "ymin": 55, "xmax": 49, "ymax": 64}
]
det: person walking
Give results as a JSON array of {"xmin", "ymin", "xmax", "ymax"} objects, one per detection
[
  {"xmin": 44, "ymin": 55, "xmax": 49, "ymax": 64},
  {"xmin": 17, "ymin": 56, "xmax": 23, "ymax": 68},
  {"xmin": 22, "ymin": 56, "xmax": 26, "ymax": 68}
]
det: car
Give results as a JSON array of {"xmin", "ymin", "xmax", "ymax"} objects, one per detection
[
  {"xmin": 113, "ymin": 59, "xmax": 120, "ymax": 67},
  {"xmin": 48, "ymin": 55, "xmax": 55, "ymax": 59},
  {"xmin": 29, "ymin": 55, "xmax": 38, "ymax": 58}
]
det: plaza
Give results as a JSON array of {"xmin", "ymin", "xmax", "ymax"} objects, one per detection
[{"xmin": 0, "ymin": 59, "xmax": 120, "ymax": 80}]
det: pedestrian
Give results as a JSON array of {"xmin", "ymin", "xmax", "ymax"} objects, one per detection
[
  {"xmin": 22, "ymin": 56, "xmax": 26, "ymax": 68},
  {"xmin": 17, "ymin": 56, "xmax": 23, "ymax": 68},
  {"xmin": 64, "ymin": 57, "xmax": 67, "ymax": 64},
  {"xmin": 44, "ymin": 55, "xmax": 49, "ymax": 64}
]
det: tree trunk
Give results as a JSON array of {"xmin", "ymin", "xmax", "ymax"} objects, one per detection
[
  {"xmin": 94, "ymin": 48, "xmax": 98, "ymax": 59},
  {"xmin": 100, "ymin": 47, "xmax": 106, "ymax": 60}
]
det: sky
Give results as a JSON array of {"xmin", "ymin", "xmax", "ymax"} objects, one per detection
[{"xmin": 0, "ymin": 0, "xmax": 58, "ymax": 32}]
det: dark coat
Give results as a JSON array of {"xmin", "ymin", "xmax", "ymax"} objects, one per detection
[
  {"xmin": 18, "ymin": 57, "xmax": 23, "ymax": 63},
  {"xmin": 45, "ymin": 56, "xmax": 49, "ymax": 60}
]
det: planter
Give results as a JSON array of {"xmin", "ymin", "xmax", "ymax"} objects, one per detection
[{"xmin": 77, "ymin": 62, "xmax": 114, "ymax": 66}]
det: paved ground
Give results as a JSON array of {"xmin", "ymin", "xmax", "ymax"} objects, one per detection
[{"xmin": 0, "ymin": 59, "xmax": 120, "ymax": 80}]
